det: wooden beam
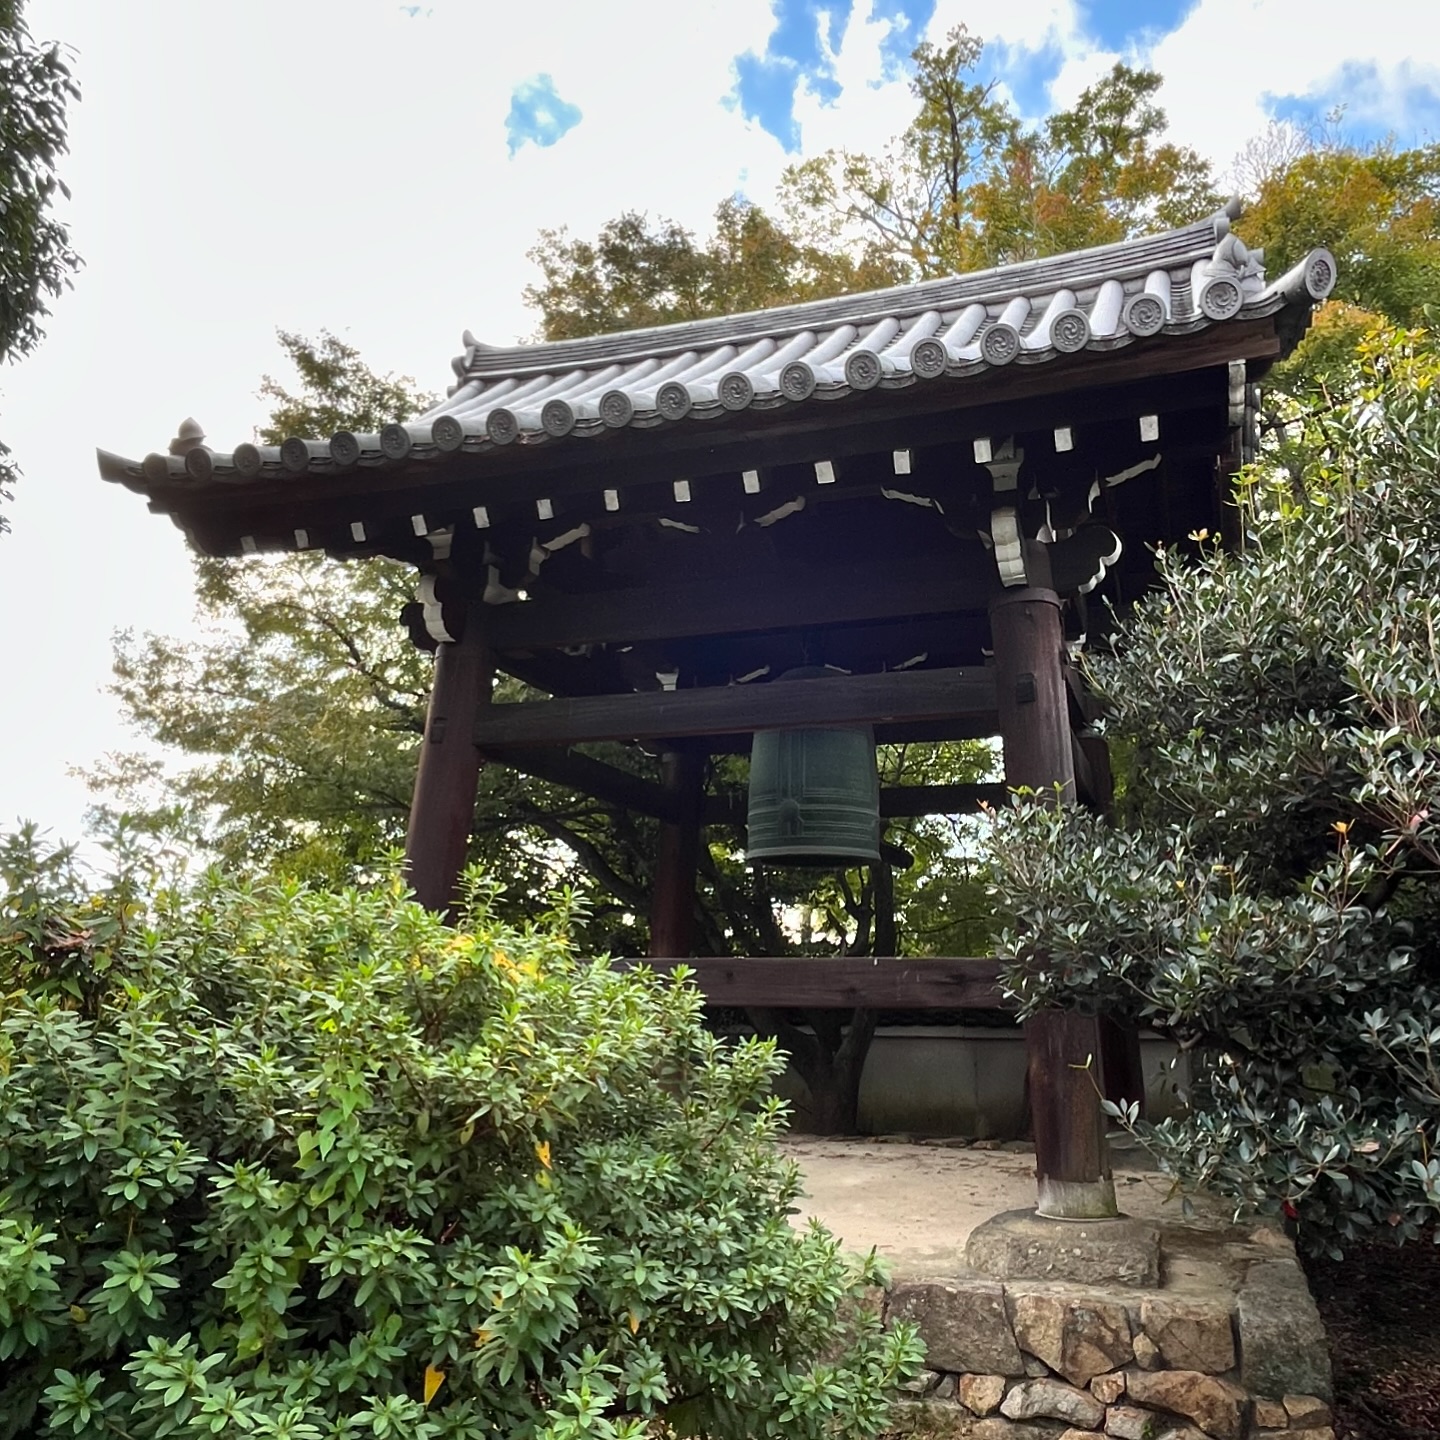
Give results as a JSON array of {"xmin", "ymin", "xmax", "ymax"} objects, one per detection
[
  {"xmin": 990, "ymin": 587, "xmax": 1076, "ymax": 801},
  {"xmin": 1098, "ymin": 1012, "xmax": 1147, "ymax": 1119},
  {"xmin": 473, "ymin": 666, "xmax": 997, "ymax": 749},
  {"xmin": 1062, "ymin": 662, "xmax": 1104, "ymax": 727},
  {"xmin": 990, "ymin": 583, "xmax": 1115, "ymax": 1219},
  {"xmin": 479, "ymin": 745, "xmax": 678, "ymax": 820},
  {"xmin": 685, "ymin": 716, "xmax": 1003, "ymax": 753},
  {"xmin": 1072, "ymin": 731, "xmax": 1115, "ymax": 816},
  {"xmin": 471, "ymin": 743, "xmax": 1005, "ymax": 825},
  {"xmin": 628, "ymin": 955, "xmax": 1009, "ymax": 1010},
  {"xmin": 1025, "ymin": 1011, "xmax": 1117, "ymax": 1218},
  {"xmin": 1070, "ymin": 729, "xmax": 1097, "ymax": 809},
  {"xmin": 485, "ymin": 556, "xmax": 995, "ymax": 653}
]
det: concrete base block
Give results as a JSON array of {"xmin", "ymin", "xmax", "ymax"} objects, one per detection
[
  {"xmin": 1237, "ymin": 1258, "xmax": 1334, "ymax": 1401},
  {"xmin": 965, "ymin": 1208, "xmax": 1162, "ymax": 1287}
]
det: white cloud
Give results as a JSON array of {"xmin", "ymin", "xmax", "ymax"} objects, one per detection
[
  {"xmin": 1139, "ymin": 0, "xmax": 1439, "ymax": 180},
  {"xmin": 933, "ymin": 0, "xmax": 1077, "ymax": 58}
]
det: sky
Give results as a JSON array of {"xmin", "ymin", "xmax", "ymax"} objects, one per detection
[{"xmin": 1, "ymin": 0, "xmax": 1437, "ymax": 851}]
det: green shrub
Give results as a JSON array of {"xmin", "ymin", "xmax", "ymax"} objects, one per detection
[
  {"xmin": 0, "ymin": 833, "xmax": 920, "ymax": 1438},
  {"xmin": 987, "ymin": 326, "xmax": 1440, "ymax": 1255}
]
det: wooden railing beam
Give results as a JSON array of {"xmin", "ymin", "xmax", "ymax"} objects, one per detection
[{"xmin": 623, "ymin": 955, "xmax": 1009, "ymax": 1010}]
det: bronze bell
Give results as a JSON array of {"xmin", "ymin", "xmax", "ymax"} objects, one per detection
[{"xmin": 746, "ymin": 667, "xmax": 881, "ymax": 867}]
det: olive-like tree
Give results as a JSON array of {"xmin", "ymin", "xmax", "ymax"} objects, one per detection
[{"xmin": 988, "ymin": 324, "xmax": 1440, "ymax": 1255}]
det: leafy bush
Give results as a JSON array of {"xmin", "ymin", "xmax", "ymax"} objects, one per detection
[
  {"xmin": 988, "ymin": 325, "xmax": 1440, "ymax": 1255},
  {"xmin": 0, "ymin": 832, "xmax": 920, "ymax": 1438}
]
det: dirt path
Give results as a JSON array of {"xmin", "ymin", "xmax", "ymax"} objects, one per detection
[{"xmin": 782, "ymin": 1134, "xmax": 1207, "ymax": 1273}]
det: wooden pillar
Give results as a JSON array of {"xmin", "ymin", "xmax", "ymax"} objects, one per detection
[
  {"xmin": 1024, "ymin": 1011, "xmax": 1116, "ymax": 1219},
  {"xmin": 404, "ymin": 611, "xmax": 491, "ymax": 913},
  {"xmin": 1078, "ymin": 728, "xmax": 1148, "ymax": 1120},
  {"xmin": 990, "ymin": 586, "xmax": 1076, "ymax": 802},
  {"xmin": 990, "ymin": 584, "xmax": 1118, "ymax": 1220},
  {"xmin": 648, "ymin": 749, "xmax": 704, "ymax": 958}
]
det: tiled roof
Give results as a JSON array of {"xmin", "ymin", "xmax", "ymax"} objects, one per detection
[{"xmin": 98, "ymin": 202, "xmax": 1334, "ymax": 491}]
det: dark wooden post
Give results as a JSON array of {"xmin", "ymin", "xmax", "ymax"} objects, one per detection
[
  {"xmin": 990, "ymin": 584, "xmax": 1118, "ymax": 1220},
  {"xmin": 1078, "ymin": 729, "xmax": 1148, "ymax": 1120},
  {"xmin": 648, "ymin": 749, "xmax": 704, "ymax": 957},
  {"xmin": 404, "ymin": 610, "xmax": 491, "ymax": 913},
  {"xmin": 990, "ymin": 586, "xmax": 1076, "ymax": 803}
]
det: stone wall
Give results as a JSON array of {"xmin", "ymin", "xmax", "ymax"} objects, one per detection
[{"xmin": 880, "ymin": 1228, "xmax": 1334, "ymax": 1440}]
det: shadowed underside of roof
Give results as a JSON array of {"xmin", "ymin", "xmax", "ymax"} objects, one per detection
[{"xmin": 96, "ymin": 203, "xmax": 1335, "ymax": 513}]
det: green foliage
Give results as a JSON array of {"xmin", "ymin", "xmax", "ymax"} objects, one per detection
[
  {"xmin": 96, "ymin": 554, "xmax": 429, "ymax": 885},
  {"xmin": 779, "ymin": 29, "xmax": 1217, "ymax": 279},
  {"xmin": 0, "ymin": 1, "xmax": 81, "ymax": 529},
  {"xmin": 88, "ymin": 330, "xmax": 440, "ymax": 883},
  {"xmin": 1239, "ymin": 141, "xmax": 1440, "ymax": 331},
  {"xmin": 987, "ymin": 328, "xmax": 1440, "ymax": 1254},
  {"xmin": 0, "ymin": 834, "xmax": 922, "ymax": 1438},
  {"xmin": 257, "ymin": 330, "xmax": 433, "ymax": 446},
  {"xmin": 1237, "ymin": 136, "xmax": 1440, "ymax": 410},
  {"xmin": 525, "ymin": 198, "xmax": 905, "ymax": 342}
]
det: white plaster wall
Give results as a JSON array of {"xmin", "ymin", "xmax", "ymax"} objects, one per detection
[{"xmin": 776, "ymin": 1028, "xmax": 1190, "ymax": 1137}]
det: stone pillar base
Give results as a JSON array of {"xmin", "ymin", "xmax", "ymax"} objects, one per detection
[{"xmin": 966, "ymin": 1208, "xmax": 1160, "ymax": 1287}]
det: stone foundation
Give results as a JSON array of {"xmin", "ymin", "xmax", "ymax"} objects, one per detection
[{"xmin": 880, "ymin": 1211, "xmax": 1333, "ymax": 1440}]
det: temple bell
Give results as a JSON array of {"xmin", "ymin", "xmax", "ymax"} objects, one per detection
[{"xmin": 745, "ymin": 667, "xmax": 881, "ymax": 867}]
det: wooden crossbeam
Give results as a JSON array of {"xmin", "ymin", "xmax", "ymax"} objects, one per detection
[
  {"xmin": 626, "ymin": 955, "xmax": 1010, "ymax": 1010},
  {"xmin": 473, "ymin": 667, "xmax": 997, "ymax": 749},
  {"xmin": 485, "ymin": 558, "xmax": 994, "ymax": 652},
  {"xmin": 485, "ymin": 743, "xmax": 1008, "ymax": 825},
  {"xmin": 692, "ymin": 717, "xmax": 1002, "ymax": 752},
  {"xmin": 480, "ymin": 745, "xmax": 680, "ymax": 820},
  {"xmin": 880, "ymin": 781, "xmax": 1007, "ymax": 818}
]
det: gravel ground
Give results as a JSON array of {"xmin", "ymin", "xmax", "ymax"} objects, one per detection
[{"xmin": 1306, "ymin": 1239, "xmax": 1440, "ymax": 1440}]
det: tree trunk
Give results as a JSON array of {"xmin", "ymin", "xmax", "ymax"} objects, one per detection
[
  {"xmin": 802, "ymin": 1006, "xmax": 879, "ymax": 1135},
  {"xmin": 753, "ymin": 1005, "xmax": 878, "ymax": 1136},
  {"xmin": 746, "ymin": 857, "xmax": 894, "ymax": 1135}
]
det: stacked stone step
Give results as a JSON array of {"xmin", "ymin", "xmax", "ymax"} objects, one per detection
[{"xmin": 882, "ymin": 1252, "xmax": 1334, "ymax": 1440}]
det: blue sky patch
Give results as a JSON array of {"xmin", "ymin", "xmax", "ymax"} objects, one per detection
[
  {"xmin": 987, "ymin": 38, "xmax": 1065, "ymax": 125},
  {"xmin": 733, "ymin": 0, "xmax": 855, "ymax": 152},
  {"xmin": 506, "ymin": 75, "xmax": 583, "ymax": 156},
  {"xmin": 872, "ymin": 0, "xmax": 937, "ymax": 78},
  {"xmin": 1267, "ymin": 61, "xmax": 1440, "ymax": 150},
  {"xmin": 1074, "ymin": 0, "xmax": 1197, "ymax": 51}
]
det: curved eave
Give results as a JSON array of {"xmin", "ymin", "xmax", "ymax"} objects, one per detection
[{"xmin": 98, "ymin": 257, "xmax": 1333, "ymax": 507}]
